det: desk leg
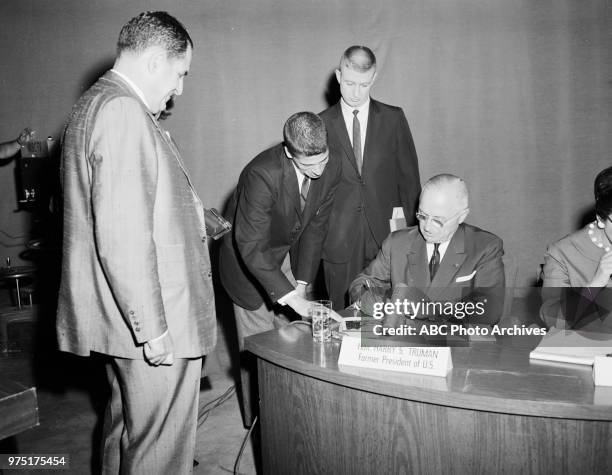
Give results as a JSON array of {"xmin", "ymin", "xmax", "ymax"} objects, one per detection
[{"xmin": 15, "ymin": 278, "xmax": 21, "ymax": 310}]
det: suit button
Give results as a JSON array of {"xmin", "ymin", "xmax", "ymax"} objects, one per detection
[
  {"xmin": 356, "ymin": 206, "xmax": 363, "ymax": 212},
  {"xmin": 207, "ymin": 270, "xmax": 212, "ymax": 278},
  {"xmin": 201, "ymin": 235, "xmax": 207, "ymax": 243},
  {"xmin": 129, "ymin": 310, "xmax": 135, "ymax": 316},
  {"xmin": 135, "ymin": 327, "xmax": 141, "ymax": 333}
]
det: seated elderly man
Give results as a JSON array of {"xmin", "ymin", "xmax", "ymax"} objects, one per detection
[{"xmin": 349, "ymin": 174, "xmax": 505, "ymax": 325}]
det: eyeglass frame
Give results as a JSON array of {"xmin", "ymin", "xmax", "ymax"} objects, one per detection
[{"xmin": 415, "ymin": 208, "xmax": 468, "ymax": 228}]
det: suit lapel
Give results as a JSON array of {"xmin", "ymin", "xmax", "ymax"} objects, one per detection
[
  {"xmin": 281, "ymin": 153, "xmax": 302, "ymax": 219},
  {"xmin": 301, "ymin": 172, "xmax": 325, "ymax": 222},
  {"xmin": 406, "ymin": 234, "xmax": 430, "ymax": 288},
  {"xmin": 362, "ymin": 100, "xmax": 380, "ymax": 175},
  {"xmin": 330, "ymin": 103, "xmax": 360, "ymax": 176},
  {"xmin": 428, "ymin": 225, "xmax": 467, "ymax": 300}
]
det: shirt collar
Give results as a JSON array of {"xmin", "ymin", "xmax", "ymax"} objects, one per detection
[
  {"xmin": 110, "ymin": 69, "xmax": 150, "ymax": 111},
  {"xmin": 425, "ymin": 227, "xmax": 458, "ymax": 258},
  {"xmin": 340, "ymin": 96, "xmax": 370, "ymax": 116},
  {"xmin": 292, "ymin": 162, "xmax": 306, "ymax": 189}
]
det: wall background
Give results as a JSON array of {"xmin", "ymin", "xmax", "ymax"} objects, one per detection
[{"xmin": 0, "ymin": 0, "xmax": 610, "ymax": 285}]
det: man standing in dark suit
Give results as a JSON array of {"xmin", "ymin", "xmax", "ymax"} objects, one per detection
[
  {"xmin": 57, "ymin": 12, "xmax": 216, "ymax": 474},
  {"xmin": 320, "ymin": 45, "xmax": 421, "ymax": 310},
  {"xmin": 220, "ymin": 112, "xmax": 340, "ymax": 425}
]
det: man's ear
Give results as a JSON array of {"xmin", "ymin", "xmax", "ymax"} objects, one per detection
[
  {"xmin": 283, "ymin": 145, "xmax": 293, "ymax": 159},
  {"xmin": 334, "ymin": 68, "xmax": 342, "ymax": 84},
  {"xmin": 370, "ymin": 70, "xmax": 378, "ymax": 86},
  {"xmin": 458, "ymin": 208, "xmax": 470, "ymax": 224},
  {"xmin": 146, "ymin": 47, "xmax": 166, "ymax": 75}
]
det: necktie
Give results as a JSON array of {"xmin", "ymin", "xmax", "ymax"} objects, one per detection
[
  {"xmin": 300, "ymin": 175, "xmax": 310, "ymax": 212},
  {"xmin": 429, "ymin": 243, "xmax": 440, "ymax": 281},
  {"xmin": 352, "ymin": 109, "xmax": 362, "ymax": 174}
]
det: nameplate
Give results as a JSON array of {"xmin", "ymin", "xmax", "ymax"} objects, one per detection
[
  {"xmin": 593, "ymin": 356, "xmax": 612, "ymax": 386},
  {"xmin": 338, "ymin": 335, "xmax": 452, "ymax": 377}
]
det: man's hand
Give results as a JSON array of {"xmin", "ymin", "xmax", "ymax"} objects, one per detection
[
  {"xmin": 16, "ymin": 128, "xmax": 34, "ymax": 146},
  {"xmin": 144, "ymin": 331, "xmax": 174, "ymax": 366},
  {"xmin": 285, "ymin": 293, "xmax": 312, "ymax": 318}
]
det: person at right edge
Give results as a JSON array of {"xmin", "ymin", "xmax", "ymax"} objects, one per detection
[
  {"xmin": 320, "ymin": 45, "xmax": 421, "ymax": 310},
  {"xmin": 541, "ymin": 166, "xmax": 612, "ymax": 334}
]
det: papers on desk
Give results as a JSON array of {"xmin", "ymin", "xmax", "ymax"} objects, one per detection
[
  {"xmin": 529, "ymin": 329, "xmax": 612, "ymax": 366},
  {"xmin": 389, "ymin": 207, "xmax": 407, "ymax": 232}
]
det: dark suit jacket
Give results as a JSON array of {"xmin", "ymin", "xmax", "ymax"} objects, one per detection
[
  {"xmin": 57, "ymin": 70, "xmax": 217, "ymax": 359},
  {"xmin": 349, "ymin": 223, "xmax": 505, "ymax": 324},
  {"xmin": 220, "ymin": 143, "xmax": 341, "ymax": 310},
  {"xmin": 320, "ymin": 99, "xmax": 421, "ymax": 263}
]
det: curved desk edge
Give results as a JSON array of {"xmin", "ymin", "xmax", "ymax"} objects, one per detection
[{"xmin": 245, "ymin": 328, "xmax": 612, "ymax": 421}]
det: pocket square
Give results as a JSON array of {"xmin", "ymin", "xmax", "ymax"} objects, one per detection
[{"xmin": 455, "ymin": 270, "xmax": 476, "ymax": 283}]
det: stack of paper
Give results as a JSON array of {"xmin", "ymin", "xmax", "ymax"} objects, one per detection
[{"xmin": 529, "ymin": 330, "xmax": 612, "ymax": 365}]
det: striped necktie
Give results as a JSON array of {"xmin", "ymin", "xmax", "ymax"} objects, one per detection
[{"xmin": 429, "ymin": 243, "xmax": 440, "ymax": 281}]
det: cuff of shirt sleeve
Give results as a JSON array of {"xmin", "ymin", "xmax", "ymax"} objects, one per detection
[
  {"xmin": 278, "ymin": 289, "xmax": 298, "ymax": 306},
  {"xmin": 148, "ymin": 329, "xmax": 168, "ymax": 343}
]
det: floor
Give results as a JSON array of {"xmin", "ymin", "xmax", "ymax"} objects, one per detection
[{"xmin": 0, "ymin": 295, "xmax": 258, "ymax": 475}]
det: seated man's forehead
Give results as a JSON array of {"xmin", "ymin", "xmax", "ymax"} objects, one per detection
[{"xmin": 420, "ymin": 191, "xmax": 455, "ymax": 215}]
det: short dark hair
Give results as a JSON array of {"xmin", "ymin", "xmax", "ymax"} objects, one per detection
[
  {"xmin": 283, "ymin": 112, "xmax": 328, "ymax": 157},
  {"xmin": 117, "ymin": 11, "xmax": 192, "ymax": 58},
  {"xmin": 595, "ymin": 166, "xmax": 612, "ymax": 220},
  {"xmin": 340, "ymin": 46, "xmax": 377, "ymax": 72}
]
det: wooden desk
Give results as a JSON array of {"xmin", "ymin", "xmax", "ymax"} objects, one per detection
[
  {"xmin": 0, "ymin": 377, "xmax": 38, "ymax": 440},
  {"xmin": 245, "ymin": 326, "xmax": 612, "ymax": 474}
]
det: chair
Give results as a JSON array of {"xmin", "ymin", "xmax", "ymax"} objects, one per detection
[{"xmin": 0, "ymin": 307, "xmax": 39, "ymax": 353}]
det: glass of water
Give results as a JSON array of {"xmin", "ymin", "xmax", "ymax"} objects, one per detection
[{"xmin": 309, "ymin": 300, "xmax": 332, "ymax": 342}]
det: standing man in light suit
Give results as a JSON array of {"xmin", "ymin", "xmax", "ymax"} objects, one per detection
[
  {"xmin": 320, "ymin": 46, "xmax": 421, "ymax": 310},
  {"xmin": 57, "ymin": 12, "xmax": 216, "ymax": 474}
]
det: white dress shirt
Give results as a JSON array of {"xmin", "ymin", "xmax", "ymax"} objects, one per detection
[
  {"xmin": 340, "ymin": 97, "xmax": 370, "ymax": 159},
  {"xmin": 292, "ymin": 163, "xmax": 307, "ymax": 194},
  {"xmin": 426, "ymin": 240, "xmax": 451, "ymax": 263}
]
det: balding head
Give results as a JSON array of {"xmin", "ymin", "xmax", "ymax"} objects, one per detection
[
  {"xmin": 417, "ymin": 174, "xmax": 470, "ymax": 243},
  {"xmin": 339, "ymin": 46, "xmax": 377, "ymax": 73}
]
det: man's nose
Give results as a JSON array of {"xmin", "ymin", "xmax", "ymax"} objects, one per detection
[{"xmin": 175, "ymin": 79, "xmax": 184, "ymax": 96}]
